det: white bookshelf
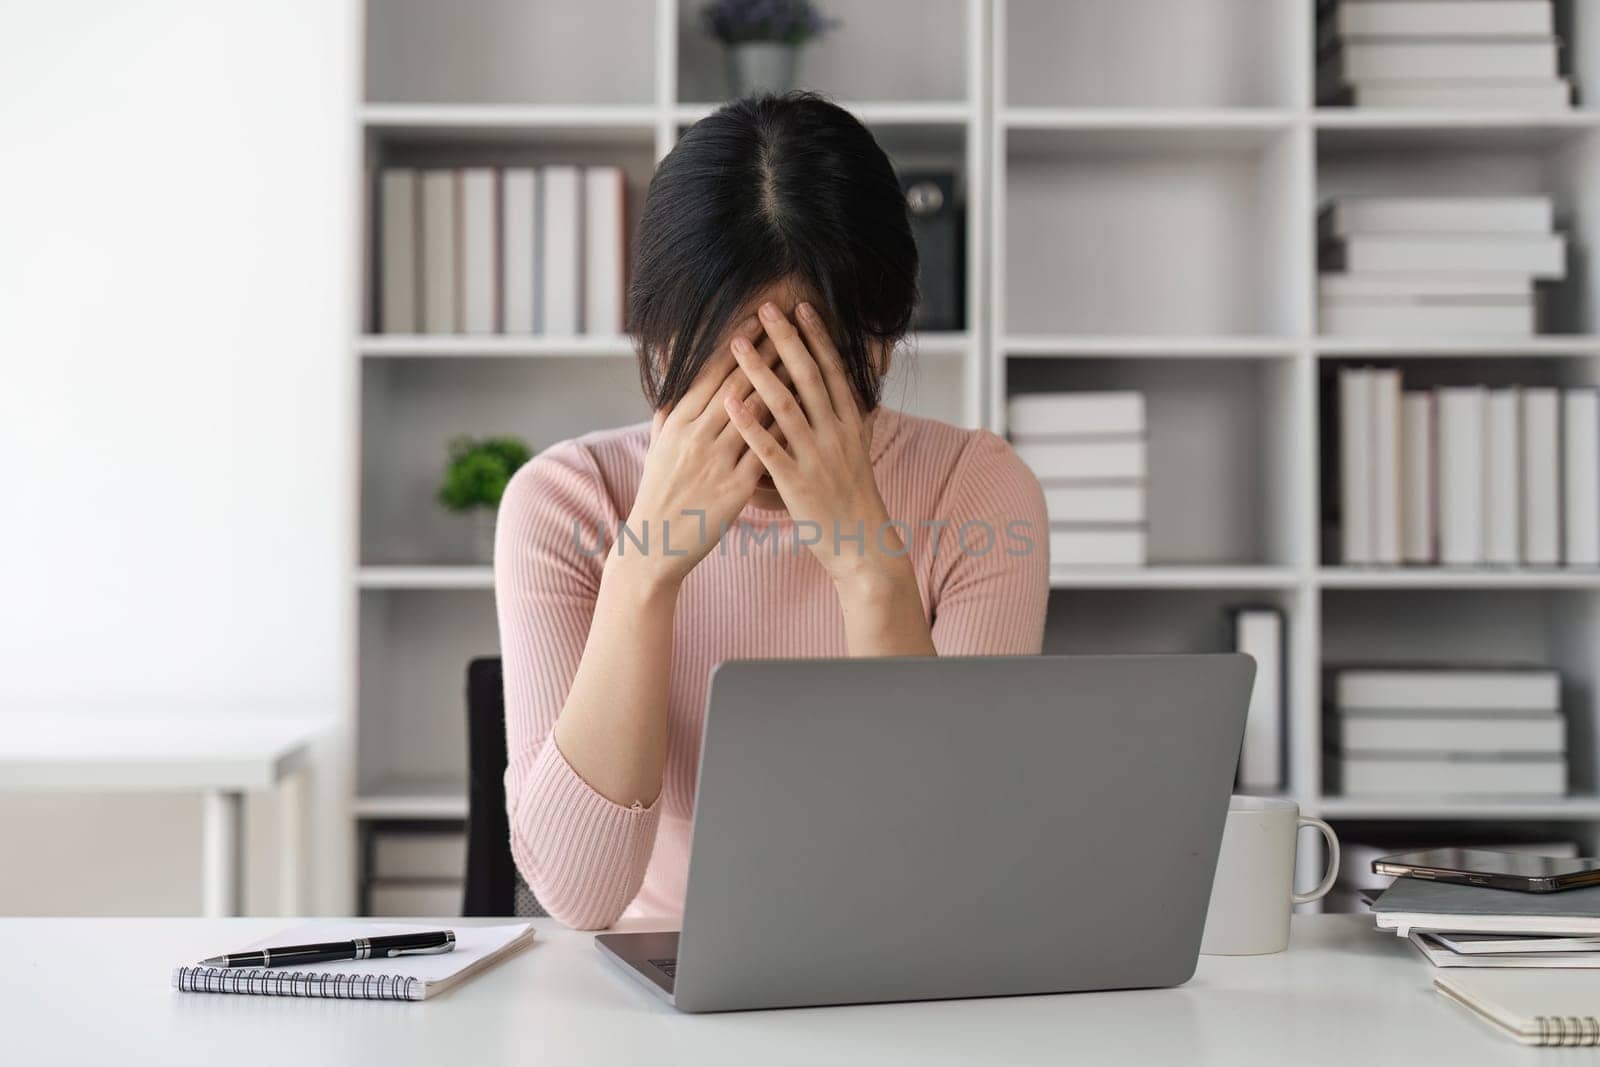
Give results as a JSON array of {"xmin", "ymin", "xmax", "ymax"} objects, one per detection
[{"xmin": 351, "ymin": 0, "xmax": 1600, "ymax": 907}]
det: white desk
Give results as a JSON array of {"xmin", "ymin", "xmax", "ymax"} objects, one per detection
[
  {"xmin": 0, "ymin": 915, "xmax": 1552, "ymax": 1066},
  {"xmin": 0, "ymin": 716, "xmax": 323, "ymax": 917}
]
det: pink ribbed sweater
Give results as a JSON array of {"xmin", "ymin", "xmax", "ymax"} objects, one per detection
[{"xmin": 493, "ymin": 408, "xmax": 1049, "ymax": 929}]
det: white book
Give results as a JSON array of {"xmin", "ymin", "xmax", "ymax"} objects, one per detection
[
  {"xmin": 1320, "ymin": 197, "xmax": 1552, "ymax": 237},
  {"xmin": 1049, "ymin": 527, "xmax": 1146, "ymax": 566},
  {"xmin": 1340, "ymin": 368, "xmax": 1373, "ymax": 564},
  {"xmin": 1372, "ymin": 369, "xmax": 1402, "ymax": 565},
  {"xmin": 1331, "ymin": 2, "xmax": 1553, "ymax": 38},
  {"xmin": 1319, "ymin": 300, "xmax": 1535, "ymax": 336},
  {"xmin": 371, "ymin": 831, "xmax": 467, "ymax": 880},
  {"xmin": 1335, "ymin": 668, "xmax": 1561, "ymax": 712},
  {"xmin": 1319, "ymin": 274, "xmax": 1532, "ymax": 300},
  {"xmin": 1008, "ymin": 392, "xmax": 1145, "ymax": 438},
  {"xmin": 1331, "ymin": 40, "xmax": 1559, "ymax": 81},
  {"xmin": 500, "ymin": 168, "xmax": 538, "ymax": 335},
  {"xmin": 1232, "ymin": 608, "xmax": 1284, "ymax": 792},
  {"xmin": 1013, "ymin": 439, "xmax": 1145, "ymax": 482},
  {"xmin": 1334, "ymin": 754, "xmax": 1566, "ymax": 797},
  {"xmin": 540, "ymin": 165, "xmax": 582, "ymax": 336},
  {"xmin": 1345, "ymin": 80, "xmax": 1572, "ymax": 110},
  {"xmin": 420, "ymin": 170, "xmax": 458, "ymax": 334},
  {"xmin": 1335, "ymin": 711, "xmax": 1565, "ymax": 754},
  {"xmin": 1411, "ymin": 933, "xmax": 1600, "ymax": 970},
  {"xmin": 1437, "ymin": 386, "xmax": 1488, "ymax": 565},
  {"xmin": 583, "ymin": 166, "xmax": 626, "ymax": 336},
  {"xmin": 1325, "ymin": 234, "xmax": 1565, "ymax": 279},
  {"xmin": 1484, "ymin": 389, "xmax": 1522, "ymax": 565},
  {"xmin": 1402, "ymin": 392, "xmax": 1435, "ymax": 564},
  {"xmin": 459, "ymin": 168, "xmax": 498, "ymax": 334},
  {"xmin": 1521, "ymin": 388, "xmax": 1561, "ymax": 565},
  {"xmin": 1436, "ymin": 972, "xmax": 1600, "ymax": 1045},
  {"xmin": 1041, "ymin": 484, "xmax": 1145, "ymax": 524},
  {"xmin": 379, "ymin": 169, "xmax": 418, "ymax": 334},
  {"xmin": 1565, "ymin": 390, "xmax": 1600, "ymax": 565}
]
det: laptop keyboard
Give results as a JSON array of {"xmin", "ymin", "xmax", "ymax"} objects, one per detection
[{"xmin": 649, "ymin": 957, "xmax": 678, "ymax": 979}]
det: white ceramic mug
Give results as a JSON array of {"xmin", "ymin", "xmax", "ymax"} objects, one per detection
[{"xmin": 1199, "ymin": 796, "xmax": 1340, "ymax": 956}]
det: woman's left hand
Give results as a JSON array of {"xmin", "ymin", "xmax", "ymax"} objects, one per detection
[{"xmin": 724, "ymin": 300, "xmax": 904, "ymax": 588}]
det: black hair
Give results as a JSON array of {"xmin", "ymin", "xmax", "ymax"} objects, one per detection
[{"xmin": 628, "ymin": 92, "xmax": 918, "ymax": 412}]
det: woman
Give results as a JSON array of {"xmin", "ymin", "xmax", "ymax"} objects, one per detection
[{"xmin": 494, "ymin": 93, "xmax": 1049, "ymax": 930}]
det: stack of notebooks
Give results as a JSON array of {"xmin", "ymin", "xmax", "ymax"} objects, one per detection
[
  {"xmin": 1317, "ymin": 0, "xmax": 1572, "ymax": 110},
  {"xmin": 379, "ymin": 165, "xmax": 627, "ymax": 337},
  {"xmin": 1008, "ymin": 392, "xmax": 1147, "ymax": 566},
  {"xmin": 1374, "ymin": 880, "xmax": 1600, "ymax": 1044},
  {"xmin": 1319, "ymin": 196, "xmax": 1564, "ymax": 336},
  {"xmin": 1328, "ymin": 667, "xmax": 1566, "ymax": 799},
  {"xmin": 1338, "ymin": 368, "xmax": 1600, "ymax": 567}
]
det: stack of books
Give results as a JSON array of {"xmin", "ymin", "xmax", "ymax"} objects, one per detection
[
  {"xmin": 1008, "ymin": 392, "xmax": 1146, "ymax": 566},
  {"xmin": 378, "ymin": 166, "xmax": 627, "ymax": 337},
  {"xmin": 1319, "ymin": 196, "xmax": 1564, "ymax": 336},
  {"xmin": 1328, "ymin": 667, "xmax": 1566, "ymax": 799},
  {"xmin": 1375, "ymin": 878, "xmax": 1600, "ymax": 969},
  {"xmin": 1337, "ymin": 368, "xmax": 1600, "ymax": 568},
  {"xmin": 1317, "ymin": 0, "xmax": 1571, "ymax": 110}
]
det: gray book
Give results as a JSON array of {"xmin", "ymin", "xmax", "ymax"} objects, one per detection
[{"xmin": 1375, "ymin": 878, "xmax": 1600, "ymax": 936}]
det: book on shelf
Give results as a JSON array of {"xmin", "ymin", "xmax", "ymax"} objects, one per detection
[
  {"xmin": 1319, "ymin": 301, "xmax": 1534, "ymax": 336},
  {"xmin": 1048, "ymin": 527, "xmax": 1146, "ymax": 567},
  {"xmin": 1319, "ymin": 197, "xmax": 1553, "ymax": 238},
  {"xmin": 583, "ymin": 166, "xmax": 626, "ymax": 336},
  {"xmin": 1371, "ymin": 369, "xmax": 1402, "ymax": 565},
  {"xmin": 419, "ymin": 169, "xmax": 458, "ymax": 334},
  {"xmin": 540, "ymin": 165, "xmax": 581, "ymax": 337},
  {"xmin": 1332, "ymin": 710, "xmax": 1564, "ymax": 754},
  {"xmin": 1040, "ymin": 485, "xmax": 1144, "ymax": 524},
  {"xmin": 1332, "ymin": 79, "xmax": 1573, "ymax": 110},
  {"xmin": 379, "ymin": 169, "xmax": 418, "ymax": 334},
  {"xmin": 459, "ymin": 168, "xmax": 498, "ymax": 335},
  {"xmin": 1522, "ymin": 388, "xmax": 1561, "ymax": 565},
  {"xmin": 1230, "ymin": 606, "xmax": 1285, "ymax": 792},
  {"xmin": 1485, "ymin": 388, "xmax": 1522, "ymax": 565},
  {"xmin": 500, "ymin": 168, "xmax": 538, "ymax": 335},
  {"xmin": 1331, "ymin": 753, "xmax": 1567, "ymax": 797},
  {"xmin": 1436, "ymin": 385, "xmax": 1487, "ymax": 565},
  {"xmin": 1339, "ymin": 367, "xmax": 1373, "ymax": 564},
  {"xmin": 1318, "ymin": 273, "xmax": 1534, "ymax": 301},
  {"xmin": 1334, "ymin": 667, "xmax": 1561, "ymax": 712},
  {"xmin": 1321, "ymin": 233, "xmax": 1566, "ymax": 279},
  {"xmin": 1401, "ymin": 392, "xmax": 1435, "ymax": 564},
  {"xmin": 1007, "ymin": 391, "xmax": 1144, "ymax": 438},
  {"xmin": 1565, "ymin": 389, "xmax": 1600, "ymax": 566},
  {"xmin": 1322, "ymin": 2, "xmax": 1554, "ymax": 40},
  {"xmin": 1012, "ymin": 439, "xmax": 1145, "ymax": 482},
  {"xmin": 1321, "ymin": 39, "xmax": 1559, "ymax": 82}
]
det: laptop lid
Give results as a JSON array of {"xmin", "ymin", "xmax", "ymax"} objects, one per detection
[{"xmin": 671, "ymin": 654, "xmax": 1254, "ymax": 1012}]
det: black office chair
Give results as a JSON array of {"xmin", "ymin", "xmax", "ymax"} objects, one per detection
[{"xmin": 462, "ymin": 656, "xmax": 546, "ymax": 917}]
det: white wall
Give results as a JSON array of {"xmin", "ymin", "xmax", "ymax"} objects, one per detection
[{"xmin": 0, "ymin": 0, "xmax": 358, "ymax": 913}]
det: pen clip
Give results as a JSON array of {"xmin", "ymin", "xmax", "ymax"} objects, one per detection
[{"xmin": 388, "ymin": 943, "xmax": 453, "ymax": 958}]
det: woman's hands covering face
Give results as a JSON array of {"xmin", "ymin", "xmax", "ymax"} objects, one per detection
[
  {"xmin": 624, "ymin": 316, "xmax": 778, "ymax": 587},
  {"xmin": 725, "ymin": 301, "xmax": 899, "ymax": 584}
]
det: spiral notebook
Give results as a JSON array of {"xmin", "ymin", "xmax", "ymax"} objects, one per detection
[
  {"xmin": 1436, "ymin": 972, "xmax": 1600, "ymax": 1046},
  {"xmin": 172, "ymin": 922, "xmax": 535, "ymax": 1001}
]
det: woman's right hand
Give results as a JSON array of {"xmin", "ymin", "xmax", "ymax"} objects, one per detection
[{"xmin": 617, "ymin": 316, "xmax": 773, "ymax": 589}]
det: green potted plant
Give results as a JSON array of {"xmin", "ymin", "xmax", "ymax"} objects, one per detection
[
  {"xmin": 702, "ymin": 0, "xmax": 837, "ymax": 98},
  {"xmin": 437, "ymin": 435, "xmax": 533, "ymax": 563}
]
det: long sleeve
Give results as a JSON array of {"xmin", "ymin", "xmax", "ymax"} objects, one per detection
[
  {"xmin": 928, "ymin": 431, "xmax": 1050, "ymax": 655},
  {"xmin": 493, "ymin": 442, "xmax": 661, "ymax": 929}
]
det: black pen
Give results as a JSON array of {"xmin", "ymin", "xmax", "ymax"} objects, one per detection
[{"xmin": 200, "ymin": 930, "xmax": 456, "ymax": 968}]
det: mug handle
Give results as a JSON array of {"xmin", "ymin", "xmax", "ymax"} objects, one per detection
[{"xmin": 1292, "ymin": 816, "xmax": 1341, "ymax": 905}]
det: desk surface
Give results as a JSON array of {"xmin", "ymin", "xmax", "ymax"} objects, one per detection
[
  {"xmin": 0, "ymin": 914, "xmax": 1552, "ymax": 1066},
  {"xmin": 0, "ymin": 716, "xmax": 322, "ymax": 790}
]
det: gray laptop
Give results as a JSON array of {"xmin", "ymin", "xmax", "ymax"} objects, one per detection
[{"xmin": 596, "ymin": 654, "xmax": 1254, "ymax": 1012}]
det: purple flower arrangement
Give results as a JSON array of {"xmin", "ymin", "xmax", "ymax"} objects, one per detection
[{"xmin": 701, "ymin": 0, "xmax": 837, "ymax": 45}]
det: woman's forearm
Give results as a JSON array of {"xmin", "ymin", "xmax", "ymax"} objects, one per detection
[
  {"xmin": 834, "ymin": 554, "xmax": 937, "ymax": 658},
  {"xmin": 550, "ymin": 555, "xmax": 680, "ymax": 807}
]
